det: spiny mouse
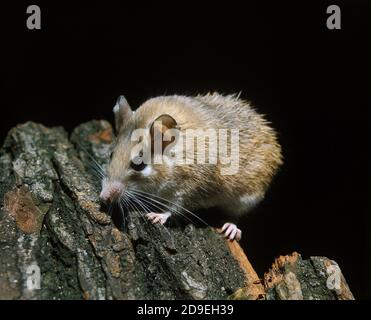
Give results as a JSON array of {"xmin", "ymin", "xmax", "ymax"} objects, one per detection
[{"xmin": 100, "ymin": 93, "xmax": 283, "ymax": 241}]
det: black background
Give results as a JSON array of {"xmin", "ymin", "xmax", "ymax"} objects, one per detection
[{"xmin": 2, "ymin": 1, "xmax": 370, "ymax": 299}]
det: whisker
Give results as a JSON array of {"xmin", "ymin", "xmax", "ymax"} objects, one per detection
[
  {"xmin": 126, "ymin": 192, "xmax": 174, "ymax": 238},
  {"xmin": 129, "ymin": 191, "xmax": 195, "ymax": 226},
  {"xmin": 129, "ymin": 190, "xmax": 194, "ymax": 223},
  {"xmin": 122, "ymin": 195, "xmax": 138, "ymax": 216},
  {"xmin": 74, "ymin": 142, "xmax": 107, "ymax": 178},
  {"xmin": 88, "ymin": 165, "xmax": 105, "ymax": 179},
  {"xmin": 123, "ymin": 195, "xmax": 147, "ymax": 222},
  {"xmin": 77, "ymin": 143, "xmax": 106, "ymax": 169},
  {"xmin": 127, "ymin": 193, "xmax": 150, "ymax": 214},
  {"xmin": 131, "ymin": 189, "xmax": 209, "ymax": 226},
  {"xmin": 87, "ymin": 161, "xmax": 106, "ymax": 177},
  {"xmin": 125, "ymin": 196, "xmax": 163, "ymax": 231},
  {"xmin": 126, "ymin": 190, "xmax": 165, "ymax": 213}
]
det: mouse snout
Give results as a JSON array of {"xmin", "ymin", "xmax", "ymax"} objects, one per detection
[{"xmin": 99, "ymin": 181, "xmax": 125, "ymax": 203}]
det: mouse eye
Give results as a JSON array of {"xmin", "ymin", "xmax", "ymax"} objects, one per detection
[
  {"xmin": 131, "ymin": 151, "xmax": 146, "ymax": 171},
  {"xmin": 131, "ymin": 160, "xmax": 146, "ymax": 171}
]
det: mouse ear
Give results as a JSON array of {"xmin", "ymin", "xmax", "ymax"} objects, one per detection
[
  {"xmin": 113, "ymin": 95, "xmax": 133, "ymax": 133},
  {"xmin": 150, "ymin": 114, "xmax": 178, "ymax": 155}
]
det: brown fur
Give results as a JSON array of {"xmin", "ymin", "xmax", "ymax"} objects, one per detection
[{"xmin": 107, "ymin": 93, "xmax": 283, "ymax": 217}]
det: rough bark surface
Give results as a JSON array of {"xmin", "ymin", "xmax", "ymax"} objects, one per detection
[
  {"xmin": 0, "ymin": 121, "xmax": 354, "ymax": 300},
  {"xmin": 263, "ymin": 252, "xmax": 354, "ymax": 300}
]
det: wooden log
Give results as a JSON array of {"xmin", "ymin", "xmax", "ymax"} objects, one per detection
[
  {"xmin": 0, "ymin": 121, "xmax": 354, "ymax": 300},
  {"xmin": 263, "ymin": 252, "xmax": 354, "ymax": 300}
]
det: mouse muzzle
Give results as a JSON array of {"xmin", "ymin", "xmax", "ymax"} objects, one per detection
[{"xmin": 99, "ymin": 180, "xmax": 125, "ymax": 203}]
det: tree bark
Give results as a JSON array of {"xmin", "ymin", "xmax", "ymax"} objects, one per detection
[{"xmin": 0, "ymin": 121, "xmax": 354, "ymax": 300}]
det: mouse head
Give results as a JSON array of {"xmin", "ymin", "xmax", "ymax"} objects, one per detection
[{"xmin": 99, "ymin": 95, "xmax": 179, "ymax": 204}]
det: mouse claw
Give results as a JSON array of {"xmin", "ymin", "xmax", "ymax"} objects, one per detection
[
  {"xmin": 220, "ymin": 222, "xmax": 242, "ymax": 241},
  {"xmin": 146, "ymin": 212, "xmax": 171, "ymax": 225}
]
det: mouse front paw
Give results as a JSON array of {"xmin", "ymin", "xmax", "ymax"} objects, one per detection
[
  {"xmin": 146, "ymin": 212, "xmax": 171, "ymax": 225},
  {"xmin": 220, "ymin": 222, "xmax": 242, "ymax": 241}
]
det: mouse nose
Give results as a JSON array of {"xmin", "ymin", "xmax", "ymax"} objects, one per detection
[{"xmin": 99, "ymin": 181, "xmax": 125, "ymax": 203}]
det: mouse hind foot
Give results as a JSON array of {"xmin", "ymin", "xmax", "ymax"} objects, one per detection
[{"xmin": 220, "ymin": 222, "xmax": 242, "ymax": 241}]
